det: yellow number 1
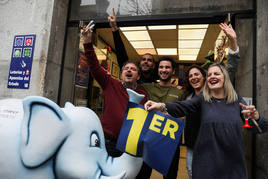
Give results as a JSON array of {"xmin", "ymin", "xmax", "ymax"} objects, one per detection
[{"xmin": 125, "ymin": 108, "xmax": 148, "ymax": 155}]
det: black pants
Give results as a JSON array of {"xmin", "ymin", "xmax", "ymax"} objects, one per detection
[
  {"xmin": 104, "ymin": 134, "xmax": 122, "ymax": 157},
  {"xmin": 135, "ymin": 162, "xmax": 152, "ymax": 179},
  {"xmin": 164, "ymin": 146, "xmax": 180, "ymax": 179},
  {"xmin": 135, "ymin": 146, "xmax": 181, "ymax": 179}
]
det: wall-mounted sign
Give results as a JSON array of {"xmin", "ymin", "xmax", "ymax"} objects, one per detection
[{"xmin": 7, "ymin": 35, "xmax": 36, "ymax": 89}]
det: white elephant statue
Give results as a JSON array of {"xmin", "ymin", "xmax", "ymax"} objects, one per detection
[{"xmin": 0, "ymin": 89, "xmax": 143, "ymax": 179}]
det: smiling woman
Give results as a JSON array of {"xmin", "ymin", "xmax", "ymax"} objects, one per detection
[
  {"xmin": 143, "ymin": 63, "xmax": 268, "ymax": 179},
  {"xmin": 203, "ymin": 63, "xmax": 237, "ymax": 103}
]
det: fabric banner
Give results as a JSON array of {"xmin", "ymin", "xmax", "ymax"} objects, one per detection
[{"xmin": 116, "ymin": 102, "xmax": 185, "ymax": 175}]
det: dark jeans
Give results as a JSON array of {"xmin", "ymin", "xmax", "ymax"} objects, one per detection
[
  {"xmin": 136, "ymin": 146, "xmax": 181, "ymax": 179},
  {"xmin": 135, "ymin": 162, "xmax": 152, "ymax": 179},
  {"xmin": 164, "ymin": 146, "xmax": 180, "ymax": 179}
]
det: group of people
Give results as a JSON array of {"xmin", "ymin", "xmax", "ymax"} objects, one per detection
[{"xmin": 81, "ymin": 9, "xmax": 268, "ymax": 179}]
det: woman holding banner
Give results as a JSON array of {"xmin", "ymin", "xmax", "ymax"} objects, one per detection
[
  {"xmin": 183, "ymin": 23, "xmax": 240, "ymax": 179},
  {"xmin": 144, "ymin": 63, "xmax": 268, "ymax": 179}
]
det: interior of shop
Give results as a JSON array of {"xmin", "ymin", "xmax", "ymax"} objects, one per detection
[{"xmin": 74, "ymin": 21, "xmax": 229, "ymax": 116}]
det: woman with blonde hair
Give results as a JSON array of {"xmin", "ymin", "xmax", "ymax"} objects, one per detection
[
  {"xmin": 202, "ymin": 63, "xmax": 238, "ymax": 103},
  {"xmin": 144, "ymin": 63, "xmax": 268, "ymax": 179}
]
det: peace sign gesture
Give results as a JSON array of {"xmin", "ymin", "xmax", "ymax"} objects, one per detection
[{"xmin": 108, "ymin": 8, "xmax": 118, "ymax": 31}]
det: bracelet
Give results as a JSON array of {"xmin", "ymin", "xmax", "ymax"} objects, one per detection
[{"xmin": 161, "ymin": 103, "xmax": 167, "ymax": 113}]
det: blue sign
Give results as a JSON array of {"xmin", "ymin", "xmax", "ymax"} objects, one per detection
[
  {"xmin": 117, "ymin": 102, "xmax": 185, "ymax": 176},
  {"xmin": 7, "ymin": 35, "xmax": 36, "ymax": 89}
]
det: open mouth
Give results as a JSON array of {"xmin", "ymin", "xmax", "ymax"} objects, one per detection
[
  {"xmin": 160, "ymin": 72, "xmax": 169, "ymax": 78},
  {"xmin": 126, "ymin": 73, "xmax": 133, "ymax": 78},
  {"xmin": 209, "ymin": 79, "xmax": 219, "ymax": 85},
  {"xmin": 190, "ymin": 79, "xmax": 200, "ymax": 85}
]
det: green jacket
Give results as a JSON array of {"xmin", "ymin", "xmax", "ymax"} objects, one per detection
[{"xmin": 140, "ymin": 82, "xmax": 186, "ymax": 103}]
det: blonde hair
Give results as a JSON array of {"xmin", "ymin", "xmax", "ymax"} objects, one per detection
[{"xmin": 203, "ymin": 63, "xmax": 238, "ymax": 104}]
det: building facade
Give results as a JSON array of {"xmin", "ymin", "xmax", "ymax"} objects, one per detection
[{"xmin": 0, "ymin": 0, "xmax": 268, "ymax": 178}]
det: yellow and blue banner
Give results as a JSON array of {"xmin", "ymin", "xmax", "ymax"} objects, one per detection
[{"xmin": 116, "ymin": 102, "xmax": 185, "ymax": 175}]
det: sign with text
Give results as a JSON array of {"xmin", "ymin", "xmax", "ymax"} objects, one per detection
[
  {"xmin": 117, "ymin": 102, "xmax": 185, "ymax": 175},
  {"xmin": 7, "ymin": 35, "xmax": 36, "ymax": 89}
]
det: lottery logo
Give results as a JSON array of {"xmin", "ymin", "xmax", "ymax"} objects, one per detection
[
  {"xmin": 25, "ymin": 38, "xmax": 32, "ymax": 46},
  {"xmin": 23, "ymin": 48, "xmax": 32, "ymax": 58},
  {"xmin": 24, "ymin": 36, "xmax": 34, "ymax": 47},
  {"xmin": 15, "ymin": 37, "xmax": 24, "ymax": 47},
  {"xmin": 13, "ymin": 48, "xmax": 22, "ymax": 58}
]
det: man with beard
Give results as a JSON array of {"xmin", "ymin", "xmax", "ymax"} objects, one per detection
[
  {"xmin": 81, "ymin": 26, "xmax": 148, "ymax": 158},
  {"xmin": 136, "ymin": 56, "xmax": 186, "ymax": 179},
  {"xmin": 108, "ymin": 9, "xmax": 158, "ymax": 84}
]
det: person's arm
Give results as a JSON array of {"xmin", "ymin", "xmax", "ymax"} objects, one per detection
[
  {"xmin": 226, "ymin": 49, "xmax": 240, "ymax": 84},
  {"xmin": 165, "ymin": 94, "xmax": 201, "ymax": 118},
  {"xmin": 252, "ymin": 117, "xmax": 268, "ymax": 133},
  {"xmin": 240, "ymin": 100, "xmax": 268, "ymax": 133},
  {"xmin": 144, "ymin": 93, "xmax": 202, "ymax": 118},
  {"xmin": 220, "ymin": 23, "xmax": 240, "ymax": 84},
  {"xmin": 82, "ymin": 29, "xmax": 111, "ymax": 90},
  {"xmin": 108, "ymin": 8, "xmax": 129, "ymax": 69}
]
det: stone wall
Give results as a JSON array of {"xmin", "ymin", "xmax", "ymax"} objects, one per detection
[
  {"xmin": 0, "ymin": 0, "xmax": 69, "ymax": 103},
  {"xmin": 0, "ymin": 0, "xmax": 54, "ymax": 99},
  {"xmin": 255, "ymin": 0, "xmax": 268, "ymax": 178}
]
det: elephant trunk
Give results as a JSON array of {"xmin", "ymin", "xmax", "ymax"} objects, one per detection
[
  {"xmin": 102, "ymin": 153, "xmax": 143, "ymax": 179},
  {"xmin": 100, "ymin": 172, "xmax": 125, "ymax": 179}
]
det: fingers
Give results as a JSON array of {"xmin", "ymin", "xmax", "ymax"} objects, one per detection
[
  {"xmin": 240, "ymin": 103, "xmax": 256, "ymax": 111},
  {"xmin": 113, "ymin": 8, "xmax": 115, "ymax": 16},
  {"xmin": 219, "ymin": 23, "xmax": 231, "ymax": 29},
  {"xmin": 239, "ymin": 103, "xmax": 247, "ymax": 109},
  {"xmin": 240, "ymin": 103, "xmax": 259, "ymax": 119},
  {"xmin": 108, "ymin": 8, "xmax": 116, "ymax": 22},
  {"xmin": 144, "ymin": 100, "xmax": 152, "ymax": 110}
]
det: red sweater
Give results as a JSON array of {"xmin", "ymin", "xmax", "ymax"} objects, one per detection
[{"xmin": 84, "ymin": 43, "xmax": 147, "ymax": 139}]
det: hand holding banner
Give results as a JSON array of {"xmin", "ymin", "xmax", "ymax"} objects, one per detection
[{"xmin": 116, "ymin": 102, "xmax": 185, "ymax": 175}]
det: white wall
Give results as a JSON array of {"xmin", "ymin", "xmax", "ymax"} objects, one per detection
[{"xmin": 0, "ymin": 0, "xmax": 54, "ymax": 98}]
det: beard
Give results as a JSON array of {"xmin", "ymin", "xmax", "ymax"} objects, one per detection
[
  {"xmin": 140, "ymin": 64, "xmax": 154, "ymax": 74},
  {"xmin": 159, "ymin": 75, "xmax": 172, "ymax": 82}
]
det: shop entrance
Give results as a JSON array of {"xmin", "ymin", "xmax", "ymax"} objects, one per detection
[{"xmin": 59, "ymin": 7, "xmax": 256, "ymax": 178}]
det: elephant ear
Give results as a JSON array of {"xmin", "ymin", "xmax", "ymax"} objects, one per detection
[{"xmin": 21, "ymin": 96, "xmax": 70, "ymax": 167}]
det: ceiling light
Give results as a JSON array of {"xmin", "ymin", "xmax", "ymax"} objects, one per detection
[
  {"xmin": 179, "ymin": 55, "xmax": 197, "ymax": 61},
  {"xmin": 156, "ymin": 48, "xmax": 177, "ymax": 55},
  {"xmin": 122, "ymin": 31, "xmax": 151, "ymax": 41},
  {"xmin": 179, "ymin": 29, "xmax": 207, "ymax": 40},
  {"xmin": 148, "ymin": 25, "xmax": 177, "ymax": 30},
  {"xmin": 179, "ymin": 40, "xmax": 203, "ymax": 49},
  {"xmin": 179, "ymin": 49, "xmax": 200, "ymax": 55},
  {"xmin": 179, "ymin": 24, "xmax": 209, "ymax": 29},
  {"xmin": 120, "ymin": 26, "xmax": 147, "ymax": 31},
  {"xmin": 130, "ymin": 41, "xmax": 154, "ymax": 48}
]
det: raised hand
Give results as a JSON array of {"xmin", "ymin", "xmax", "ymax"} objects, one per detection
[
  {"xmin": 108, "ymin": 8, "xmax": 118, "ymax": 31},
  {"xmin": 219, "ymin": 23, "xmax": 237, "ymax": 40},
  {"xmin": 240, "ymin": 103, "xmax": 260, "ymax": 120},
  {"xmin": 219, "ymin": 23, "xmax": 238, "ymax": 51},
  {"xmin": 81, "ymin": 24, "xmax": 92, "ymax": 44}
]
